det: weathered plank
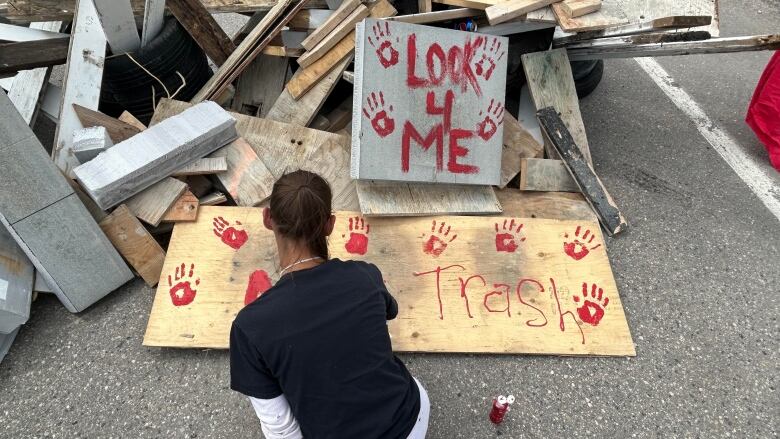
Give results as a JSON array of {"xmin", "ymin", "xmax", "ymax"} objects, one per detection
[
  {"xmin": 171, "ymin": 157, "xmax": 228, "ymax": 176},
  {"xmin": 125, "ymin": 177, "xmax": 188, "ymax": 226},
  {"xmin": 356, "ymin": 181, "xmax": 501, "ymax": 216},
  {"xmin": 431, "ymin": 0, "xmax": 499, "ymax": 10},
  {"xmin": 161, "ymin": 190, "xmax": 199, "ymax": 222},
  {"xmin": 0, "ymin": 37, "xmax": 69, "ymax": 76},
  {"xmin": 73, "ymin": 104, "xmax": 142, "ymax": 143},
  {"xmin": 519, "ymin": 158, "xmax": 579, "ymax": 192},
  {"xmin": 522, "ymin": 48, "xmax": 592, "ymax": 164},
  {"xmin": 92, "ymin": 0, "xmax": 141, "ymax": 53},
  {"xmin": 52, "ymin": 0, "xmax": 107, "ymax": 177},
  {"xmin": 388, "ymin": 8, "xmax": 482, "ymax": 24},
  {"xmin": 143, "ymin": 206, "xmax": 634, "ymax": 356},
  {"xmin": 485, "ymin": 0, "xmax": 557, "ymax": 26},
  {"xmin": 567, "ymin": 34, "xmax": 780, "ymax": 61},
  {"xmin": 231, "ymin": 55, "xmax": 289, "ymax": 117},
  {"xmin": 0, "ymin": 22, "xmax": 67, "ymax": 41},
  {"xmin": 117, "ymin": 110, "xmax": 147, "ymax": 130},
  {"xmin": 495, "ymin": 188, "xmax": 596, "ymax": 222},
  {"xmin": 561, "ymin": 31, "xmax": 712, "ymax": 49},
  {"xmin": 553, "ymin": 16, "xmax": 713, "ymax": 45},
  {"xmin": 99, "ymin": 204, "xmax": 166, "ymax": 287},
  {"xmin": 296, "ymin": 4, "xmax": 368, "ymax": 68},
  {"xmin": 199, "ymin": 192, "xmax": 228, "ymax": 206},
  {"xmin": 141, "ymin": 0, "xmax": 166, "ymax": 47},
  {"xmin": 167, "ymin": 0, "xmax": 236, "ymax": 66},
  {"xmin": 208, "ymin": 138, "xmax": 276, "ymax": 207},
  {"xmin": 300, "ymin": 0, "xmax": 360, "ymax": 50},
  {"xmin": 560, "ymin": 0, "xmax": 601, "ymax": 18},
  {"xmin": 537, "ymin": 107, "xmax": 626, "ymax": 235},
  {"xmin": 0, "ymin": 224, "xmax": 34, "ymax": 333},
  {"xmin": 551, "ymin": 1, "xmax": 627, "ymax": 32},
  {"xmin": 500, "ymin": 113, "xmax": 544, "ymax": 188}
]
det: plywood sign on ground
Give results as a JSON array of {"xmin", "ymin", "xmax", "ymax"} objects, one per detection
[
  {"xmin": 351, "ymin": 19, "xmax": 508, "ymax": 186},
  {"xmin": 144, "ymin": 206, "xmax": 634, "ymax": 356}
]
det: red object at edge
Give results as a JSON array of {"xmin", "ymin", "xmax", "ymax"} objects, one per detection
[
  {"xmin": 489, "ymin": 399, "xmax": 509, "ymax": 424},
  {"xmin": 746, "ymin": 51, "xmax": 780, "ymax": 172}
]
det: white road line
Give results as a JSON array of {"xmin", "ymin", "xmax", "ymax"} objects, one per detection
[{"xmin": 635, "ymin": 57, "xmax": 780, "ymax": 222}]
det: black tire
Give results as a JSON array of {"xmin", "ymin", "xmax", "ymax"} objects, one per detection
[
  {"xmin": 570, "ymin": 59, "xmax": 604, "ymax": 99},
  {"xmin": 99, "ymin": 17, "xmax": 212, "ymax": 124}
]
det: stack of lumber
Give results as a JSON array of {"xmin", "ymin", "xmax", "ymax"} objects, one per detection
[{"xmin": 0, "ymin": 0, "xmax": 777, "ymax": 363}]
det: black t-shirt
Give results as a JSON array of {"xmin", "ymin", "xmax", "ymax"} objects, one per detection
[{"xmin": 230, "ymin": 258, "xmax": 420, "ymax": 439}]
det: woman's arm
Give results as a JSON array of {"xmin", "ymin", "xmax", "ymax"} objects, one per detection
[{"xmin": 249, "ymin": 395, "xmax": 303, "ymax": 439}]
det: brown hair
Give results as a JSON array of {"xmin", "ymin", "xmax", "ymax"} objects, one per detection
[{"xmin": 269, "ymin": 170, "xmax": 332, "ymax": 259}]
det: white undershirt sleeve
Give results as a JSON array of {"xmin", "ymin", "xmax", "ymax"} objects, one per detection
[{"xmin": 249, "ymin": 395, "xmax": 303, "ymax": 439}]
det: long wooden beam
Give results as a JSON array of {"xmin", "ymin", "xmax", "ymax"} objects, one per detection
[
  {"xmin": 0, "ymin": 37, "xmax": 69, "ymax": 75},
  {"xmin": 2, "ymin": 0, "xmax": 328, "ymax": 23}
]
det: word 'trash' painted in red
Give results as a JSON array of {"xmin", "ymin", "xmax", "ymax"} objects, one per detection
[
  {"xmin": 343, "ymin": 217, "xmax": 370, "ymax": 255},
  {"xmin": 213, "ymin": 217, "xmax": 249, "ymax": 250},
  {"xmin": 168, "ymin": 263, "xmax": 199, "ymax": 306},
  {"xmin": 245, "ymin": 270, "xmax": 273, "ymax": 305}
]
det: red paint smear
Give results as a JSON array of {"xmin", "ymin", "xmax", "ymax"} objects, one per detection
[
  {"xmin": 245, "ymin": 270, "xmax": 273, "ymax": 305},
  {"xmin": 169, "ymin": 281, "xmax": 197, "ymax": 306},
  {"xmin": 422, "ymin": 235, "xmax": 448, "ymax": 257},
  {"xmin": 345, "ymin": 232, "xmax": 369, "ymax": 255}
]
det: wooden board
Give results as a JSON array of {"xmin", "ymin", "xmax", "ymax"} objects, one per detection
[
  {"xmin": 520, "ymin": 158, "xmax": 579, "ymax": 192},
  {"xmin": 151, "ymin": 99, "xmax": 358, "ymax": 210},
  {"xmin": 352, "ymin": 19, "xmax": 507, "ymax": 186},
  {"xmin": 125, "ymin": 177, "xmax": 188, "ymax": 226},
  {"xmin": 285, "ymin": 0, "xmax": 397, "ymax": 99},
  {"xmin": 522, "ymin": 48, "xmax": 592, "ymax": 164},
  {"xmin": 389, "ymin": 8, "xmax": 482, "ymax": 24},
  {"xmin": 0, "ymin": 37, "xmax": 69, "ymax": 76},
  {"xmin": 118, "ymin": 110, "xmax": 147, "ymax": 130},
  {"xmin": 51, "ymin": 0, "xmax": 106, "ymax": 178},
  {"xmin": 537, "ymin": 107, "xmax": 626, "ymax": 235},
  {"xmin": 553, "ymin": 16, "xmax": 713, "ymax": 45},
  {"xmin": 500, "ymin": 113, "xmax": 544, "ymax": 188},
  {"xmin": 167, "ymin": 0, "xmax": 236, "ymax": 66},
  {"xmin": 495, "ymin": 189, "xmax": 596, "ymax": 222},
  {"xmin": 266, "ymin": 54, "xmax": 352, "ymax": 128},
  {"xmin": 485, "ymin": 0, "xmax": 557, "ymax": 26},
  {"xmin": 92, "ymin": 0, "xmax": 141, "ymax": 53},
  {"xmin": 561, "ymin": 0, "xmax": 601, "ymax": 18},
  {"xmin": 209, "ymin": 138, "xmax": 276, "ymax": 207},
  {"xmin": 232, "ymin": 55, "xmax": 289, "ymax": 118},
  {"xmin": 300, "ymin": 0, "xmax": 360, "ymax": 50},
  {"xmin": 296, "ymin": 4, "xmax": 369, "ymax": 68},
  {"xmin": 357, "ymin": 181, "xmax": 501, "ymax": 216},
  {"xmin": 143, "ymin": 206, "xmax": 634, "ymax": 356},
  {"xmin": 432, "ymin": 0, "xmax": 500, "ymax": 10},
  {"xmin": 551, "ymin": 1, "xmax": 626, "ymax": 32},
  {"xmin": 99, "ymin": 204, "xmax": 166, "ymax": 286},
  {"xmin": 141, "ymin": 0, "xmax": 166, "ymax": 47},
  {"xmin": 161, "ymin": 190, "xmax": 199, "ymax": 222},
  {"xmin": 74, "ymin": 104, "xmax": 142, "ymax": 143},
  {"xmin": 172, "ymin": 157, "xmax": 228, "ymax": 176},
  {"xmin": 3, "ymin": 0, "xmax": 329, "ymax": 22}
]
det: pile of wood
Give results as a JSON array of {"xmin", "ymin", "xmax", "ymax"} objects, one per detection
[{"xmin": 0, "ymin": 0, "xmax": 777, "ymax": 362}]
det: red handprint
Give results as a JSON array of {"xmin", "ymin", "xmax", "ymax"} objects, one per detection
[
  {"xmin": 472, "ymin": 36, "xmax": 505, "ymax": 81},
  {"xmin": 245, "ymin": 269, "xmax": 272, "ymax": 305},
  {"xmin": 368, "ymin": 21, "xmax": 399, "ymax": 68},
  {"xmin": 573, "ymin": 283, "xmax": 609, "ymax": 326},
  {"xmin": 213, "ymin": 217, "xmax": 248, "ymax": 250},
  {"xmin": 422, "ymin": 220, "xmax": 457, "ymax": 257},
  {"xmin": 495, "ymin": 219, "xmax": 525, "ymax": 253},
  {"xmin": 167, "ymin": 263, "xmax": 200, "ymax": 307},
  {"xmin": 362, "ymin": 91, "xmax": 395, "ymax": 138},
  {"xmin": 476, "ymin": 99, "xmax": 504, "ymax": 141},
  {"xmin": 342, "ymin": 216, "xmax": 370, "ymax": 255},
  {"xmin": 563, "ymin": 226, "xmax": 602, "ymax": 260}
]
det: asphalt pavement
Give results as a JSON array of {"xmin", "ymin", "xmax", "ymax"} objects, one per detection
[{"xmin": 1, "ymin": 0, "xmax": 778, "ymax": 437}]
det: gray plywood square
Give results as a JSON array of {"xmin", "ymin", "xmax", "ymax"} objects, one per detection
[
  {"xmin": 351, "ymin": 19, "xmax": 507, "ymax": 186},
  {"xmin": 11, "ymin": 194, "xmax": 133, "ymax": 313},
  {"xmin": 0, "ymin": 89, "xmax": 33, "ymax": 146}
]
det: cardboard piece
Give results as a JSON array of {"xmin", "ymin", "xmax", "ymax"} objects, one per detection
[{"xmin": 351, "ymin": 19, "xmax": 508, "ymax": 186}]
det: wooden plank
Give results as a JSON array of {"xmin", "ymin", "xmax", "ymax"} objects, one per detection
[
  {"xmin": 74, "ymin": 101, "xmax": 238, "ymax": 210},
  {"xmin": 0, "ymin": 224, "xmax": 34, "ymax": 333},
  {"xmin": 0, "ymin": 23, "xmax": 67, "ymax": 42},
  {"xmin": 141, "ymin": 0, "xmax": 166, "ymax": 47},
  {"xmin": 5, "ymin": 21, "xmax": 63, "ymax": 126},
  {"xmin": 522, "ymin": 48, "xmax": 592, "ymax": 164},
  {"xmin": 537, "ymin": 107, "xmax": 626, "ymax": 235},
  {"xmin": 99, "ymin": 204, "xmax": 166, "ymax": 286},
  {"xmin": 478, "ymin": 17, "xmax": 556, "ymax": 36},
  {"xmin": 500, "ymin": 113, "xmax": 544, "ymax": 188},
  {"xmin": 567, "ymin": 34, "xmax": 780, "ymax": 61},
  {"xmin": 352, "ymin": 19, "xmax": 507, "ymax": 186},
  {"xmin": 92, "ymin": 0, "xmax": 141, "ymax": 53},
  {"xmin": 185, "ymin": 175, "xmax": 213, "ymax": 197},
  {"xmin": 199, "ymin": 192, "xmax": 228, "ymax": 206},
  {"xmin": 418, "ymin": 0, "xmax": 432, "ymax": 13},
  {"xmin": 52, "ymin": 0, "xmax": 106, "ymax": 177},
  {"xmin": 166, "ymin": 0, "xmax": 236, "ymax": 66},
  {"xmin": 143, "ymin": 206, "xmax": 634, "ymax": 355},
  {"xmin": 288, "ymin": 9, "xmax": 334, "ymax": 30},
  {"xmin": 209, "ymin": 138, "xmax": 276, "ymax": 207},
  {"xmin": 0, "ymin": 38, "xmax": 69, "ymax": 76},
  {"xmin": 357, "ymin": 181, "xmax": 501, "ymax": 216},
  {"xmin": 552, "ymin": 1, "xmax": 625, "ymax": 32},
  {"xmin": 73, "ymin": 104, "xmax": 143, "ymax": 143},
  {"xmin": 172, "ymin": 157, "xmax": 228, "ymax": 176},
  {"xmin": 151, "ymin": 98, "xmax": 358, "ymax": 210},
  {"xmin": 261, "ymin": 45, "xmax": 304, "ymax": 57},
  {"xmin": 191, "ymin": 0, "xmax": 305, "ymax": 103},
  {"xmin": 3, "ymin": 0, "xmax": 329, "ymax": 23},
  {"xmin": 560, "ymin": 0, "xmax": 601, "ymax": 18},
  {"xmin": 118, "ymin": 110, "xmax": 147, "ymax": 131},
  {"xmin": 388, "ymin": 8, "xmax": 482, "ymax": 24},
  {"xmin": 297, "ymin": 4, "xmax": 368, "ymax": 68},
  {"xmin": 561, "ymin": 30, "xmax": 712, "ymax": 49},
  {"xmin": 553, "ymin": 16, "xmax": 713, "ymax": 45},
  {"xmin": 231, "ymin": 55, "xmax": 289, "ymax": 117},
  {"xmin": 495, "ymin": 188, "xmax": 596, "ymax": 221},
  {"xmin": 266, "ymin": 54, "xmax": 352, "ymax": 128},
  {"xmin": 285, "ymin": 0, "xmax": 397, "ymax": 99},
  {"xmin": 525, "ymin": 5, "xmax": 556, "ymax": 22},
  {"xmin": 519, "ymin": 158, "xmax": 579, "ymax": 192},
  {"xmin": 161, "ymin": 190, "xmax": 199, "ymax": 222},
  {"xmin": 300, "ymin": 0, "xmax": 360, "ymax": 50},
  {"xmin": 431, "ymin": 0, "xmax": 500, "ymax": 10},
  {"xmin": 485, "ymin": 0, "xmax": 557, "ymax": 26},
  {"xmin": 125, "ymin": 177, "xmax": 188, "ymax": 226}
]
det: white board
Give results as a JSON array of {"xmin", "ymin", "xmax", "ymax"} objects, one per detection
[{"xmin": 351, "ymin": 19, "xmax": 507, "ymax": 186}]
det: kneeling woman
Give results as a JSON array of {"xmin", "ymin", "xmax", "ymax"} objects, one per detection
[{"xmin": 230, "ymin": 170, "xmax": 430, "ymax": 438}]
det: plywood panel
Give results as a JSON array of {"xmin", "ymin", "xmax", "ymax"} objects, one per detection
[
  {"xmin": 99, "ymin": 204, "xmax": 166, "ymax": 287},
  {"xmin": 144, "ymin": 206, "xmax": 634, "ymax": 356}
]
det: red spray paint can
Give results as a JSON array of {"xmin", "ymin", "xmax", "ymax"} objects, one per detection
[{"xmin": 489, "ymin": 395, "xmax": 515, "ymax": 424}]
